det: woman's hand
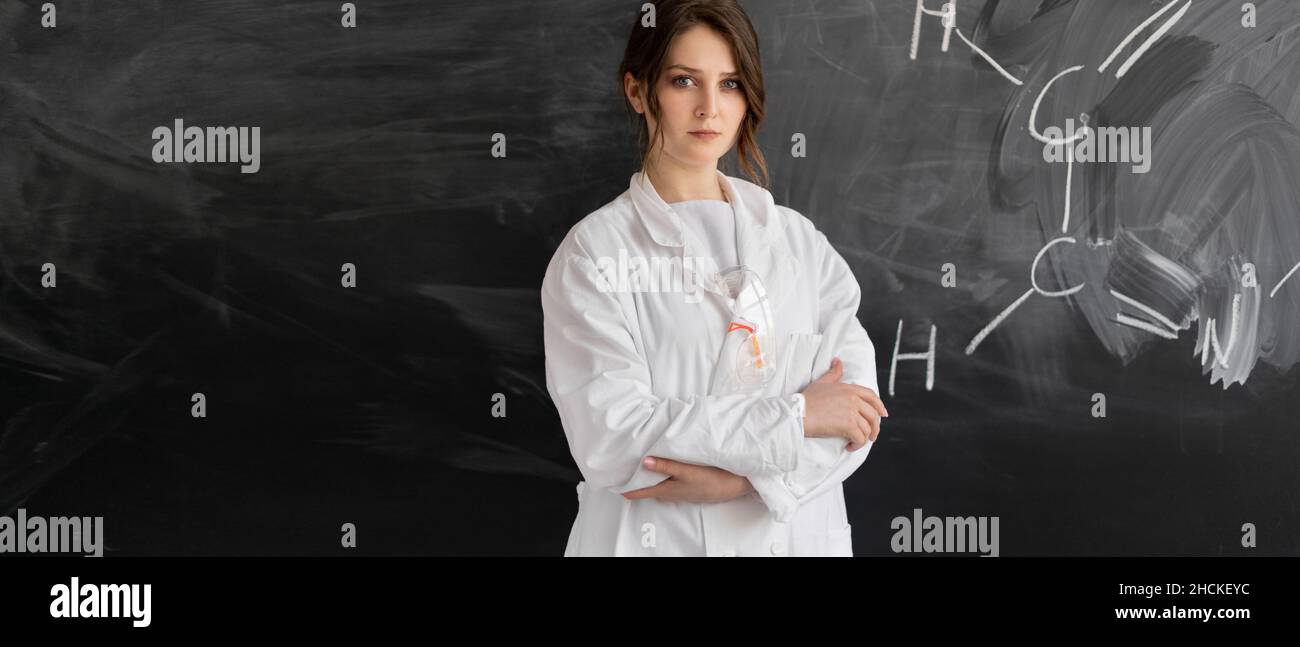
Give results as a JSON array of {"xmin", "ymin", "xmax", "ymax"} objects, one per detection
[
  {"xmin": 801, "ymin": 357, "xmax": 889, "ymax": 451},
  {"xmin": 621, "ymin": 457, "xmax": 754, "ymax": 504}
]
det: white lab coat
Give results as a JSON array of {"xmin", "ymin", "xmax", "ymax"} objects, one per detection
[{"xmin": 542, "ymin": 169, "xmax": 880, "ymax": 556}]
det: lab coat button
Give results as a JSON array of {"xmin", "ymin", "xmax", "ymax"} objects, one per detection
[{"xmin": 770, "ymin": 541, "xmax": 787, "ymax": 555}]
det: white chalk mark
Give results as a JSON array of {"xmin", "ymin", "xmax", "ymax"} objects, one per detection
[
  {"xmin": 1116, "ymin": 313, "xmax": 1180, "ymax": 339},
  {"xmin": 809, "ymin": 47, "xmax": 873, "ymax": 86},
  {"xmin": 1201, "ymin": 293, "xmax": 1242, "ymax": 368},
  {"xmin": 1031, "ymin": 237, "xmax": 1085, "ymax": 298},
  {"xmin": 1269, "ymin": 259, "xmax": 1300, "ymax": 298},
  {"xmin": 1110, "ymin": 289, "xmax": 1186, "ymax": 334},
  {"xmin": 890, "ymin": 321, "xmax": 937, "ymax": 396},
  {"xmin": 909, "ymin": 0, "xmax": 1023, "ymax": 85},
  {"xmin": 1098, "ymin": 0, "xmax": 1187, "ymax": 73},
  {"xmin": 965, "ymin": 288, "xmax": 1034, "ymax": 355},
  {"xmin": 1062, "ymin": 146, "xmax": 1074, "ymax": 232},
  {"xmin": 967, "ymin": 238, "xmax": 1086, "ymax": 355},
  {"xmin": 1029, "ymin": 65, "xmax": 1086, "ymax": 145},
  {"xmin": 910, "ymin": 0, "xmax": 956, "ymax": 61},
  {"xmin": 1114, "ymin": 0, "xmax": 1193, "ymax": 79},
  {"xmin": 953, "ymin": 28, "xmax": 1024, "ymax": 86}
]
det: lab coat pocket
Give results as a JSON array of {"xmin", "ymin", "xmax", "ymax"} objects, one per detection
[{"xmin": 782, "ymin": 332, "xmax": 824, "ymax": 395}]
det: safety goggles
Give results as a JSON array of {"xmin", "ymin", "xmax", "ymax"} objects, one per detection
[{"xmin": 712, "ymin": 265, "xmax": 779, "ymax": 387}]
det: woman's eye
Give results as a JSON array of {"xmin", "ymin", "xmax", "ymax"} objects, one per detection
[{"xmin": 671, "ymin": 75, "xmax": 742, "ymax": 90}]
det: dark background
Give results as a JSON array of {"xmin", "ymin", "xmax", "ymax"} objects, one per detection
[{"xmin": 1, "ymin": 0, "xmax": 1297, "ymax": 555}]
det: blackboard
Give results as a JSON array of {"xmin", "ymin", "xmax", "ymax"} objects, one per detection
[{"xmin": 1, "ymin": 0, "xmax": 1297, "ymax": 555}]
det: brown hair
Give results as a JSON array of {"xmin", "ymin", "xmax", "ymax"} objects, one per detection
[{"xmin": 619, "ymin": 0, "xmax": 770, "ymax": 189}]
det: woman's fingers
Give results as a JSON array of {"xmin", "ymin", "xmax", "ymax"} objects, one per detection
[
  {"xmin": 849, "ymin": 385, "xmax": 889, "ymax": 419},
  {"xmin": 845, "ymin": 413, "xmax": 868, "ymax": 451},
  {"xmin": 622, "ymin": 482, "xmax": 664, "ymax": 499},
  {"xmin": 814, "ymin": 356, "xmax": 844, "ymax": 384},
  {"xmin": 856, "ymin": 401, "xmax": 881, "ymax": 442},
  {"xmin": 642, "ymin": 456, "xmax": 679, "ymax": 476},
  {"xmin": 624, "ymin": 478, "xmax": 680, "ymax": 501}
]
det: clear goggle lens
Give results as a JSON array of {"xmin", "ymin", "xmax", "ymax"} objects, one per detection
[{"xmin": 713, "ymin": 266, "xmax": 778, "ymax": 386}]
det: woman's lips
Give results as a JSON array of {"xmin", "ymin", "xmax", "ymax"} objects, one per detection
[{"xmin": 690, "ymin": 131, "xmax": 720, "ymax": 140}]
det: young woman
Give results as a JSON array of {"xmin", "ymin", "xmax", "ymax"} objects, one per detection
[{"xmin": 541, "ymin": 0, "xmax": 888, "ymax": 556}]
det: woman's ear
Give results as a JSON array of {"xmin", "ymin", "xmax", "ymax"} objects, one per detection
[{"xmin": 623, "ymin": 72, "xmax": 644, "ymax": 114}]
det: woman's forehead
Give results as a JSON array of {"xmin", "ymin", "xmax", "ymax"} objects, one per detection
[{"xmin": 665, "ymin": 25, "xmax": 738, "ymax": 71}]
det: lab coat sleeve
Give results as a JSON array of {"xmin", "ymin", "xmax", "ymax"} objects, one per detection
[
  {"xmin": 541, "ymin": 236, "xmax": 805, "ymax": 495},
  {"xmin": 749, "ymin": 227, "xmax": 881, "ymax": 522}
]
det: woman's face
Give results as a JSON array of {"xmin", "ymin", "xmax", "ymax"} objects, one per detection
[{"xmin": 628, "ymin": 24, "xmax": 747, "ymax": 170}]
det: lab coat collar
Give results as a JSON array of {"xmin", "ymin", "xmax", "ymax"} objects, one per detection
[{"xmin": 627, "ymin": 169, "xmax": 798, "ymax": 303}]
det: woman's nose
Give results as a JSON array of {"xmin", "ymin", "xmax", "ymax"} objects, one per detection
[{"xmin": 697, "ymin": 88, "xmax": 718, "ymax": 118}]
